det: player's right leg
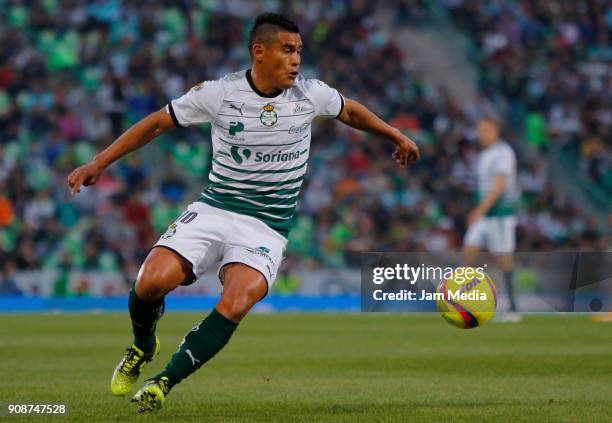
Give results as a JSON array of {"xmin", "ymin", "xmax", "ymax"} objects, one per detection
[
  {"xmin": 131, "ymin": 263, "xmax": 268, "ymax": 412},
  {"xmin": 474, "ymin": 216, "xmax": 521, "ymax": 321},
  {"xmin": 490, "ymin": 216, "xmax": 520, "ymax": 320},
  {"xmin": 111, "ymin": 246, "xmax": 194, "ymax": 396}
]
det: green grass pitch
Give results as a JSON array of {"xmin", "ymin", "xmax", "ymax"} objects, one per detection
[{"xmin": 0, "ymin": 312, "xmax": 610, "ymax": 422}]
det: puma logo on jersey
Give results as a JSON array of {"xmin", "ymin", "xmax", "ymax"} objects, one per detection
[{"xmin": 229, "ymin": 103, "xmax": 244, "ymax": 115}]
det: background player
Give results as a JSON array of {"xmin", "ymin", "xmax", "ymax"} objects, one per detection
[
  {"xmin": 463, "ymin": 117, "xmax": 520, "ymax": 321},
  {"xmin": 67, "ymin": 13, "xmax": 419, "ymax": 412}
]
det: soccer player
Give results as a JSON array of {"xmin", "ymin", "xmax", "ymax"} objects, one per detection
[
  {"xmin": 463, "ymin": 117, "xmax": 520, "ymax": 321},
  {"xmin": 67, "ymin": 13, "xmax": 419, "ymax": 412}
]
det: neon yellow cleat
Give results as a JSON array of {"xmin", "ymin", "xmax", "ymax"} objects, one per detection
[
  {"xmin": 131, "ymin": 376, "xmax": 171, "ymax": 413},
  {"xmin": 110, "ymin": 336, "xmax": 160, "ymax": 396}
]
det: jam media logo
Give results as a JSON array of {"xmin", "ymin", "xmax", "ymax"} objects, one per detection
[
  {"xmin": 229, "ymin": 121, "xmax": 244, "ymax": 136},
  {"xmin": 230, "ymin": 146, "xmax": 251, "ymax": 164},
  {"xmin": 260, "ymin": 104, "xmax": 278, "ymax": 127}
]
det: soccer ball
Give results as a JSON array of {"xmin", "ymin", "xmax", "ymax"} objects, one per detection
[{"xmin": 435, "ymin": 268, "xmax": 497, "ymax": 329}]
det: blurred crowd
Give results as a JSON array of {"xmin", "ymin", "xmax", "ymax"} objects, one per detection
[
  {"xmin": 0, "ymin": 0, "xmax": 609, "ymax": 283},
  {"xmin": 447, "ymin": 0, "xmax": 611, "ymax": 193}
]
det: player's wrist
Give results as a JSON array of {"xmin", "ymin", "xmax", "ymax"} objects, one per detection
[
  {"xmin": 92, "ymin": 155, "xmax": 109, "ymax": 171},
  {"xmin": 390, "ymin": 127, "xmax": 404, "ymax": 144}
]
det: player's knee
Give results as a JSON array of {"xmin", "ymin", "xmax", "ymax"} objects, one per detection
[
  {"xmin": 217, "ymin": 292, "xmax": 255, "ymax": 322},
  {"xmin": 134, "ymin": 248, "xmax": 194, "ymax": 300},
  {"xmin": 135, "ymin": 264, "xmax": 180, "ymax": 300}
]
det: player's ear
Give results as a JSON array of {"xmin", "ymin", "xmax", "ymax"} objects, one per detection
[{"xmin": 252, "ymin": 43, "xmax": 265, "ymax": 63}]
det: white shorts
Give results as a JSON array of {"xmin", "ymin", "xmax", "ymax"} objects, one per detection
[
  {"xmin": 154, "ymin": 201, "xmax": 288, "ymax": 292},
  {"xmin": 464, "ymin": 216, "xmax": 517, "ymax": 254}
]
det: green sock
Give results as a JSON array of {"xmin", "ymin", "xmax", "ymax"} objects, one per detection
[
  {"xmin": 156, "ymin": 308, "xmax": 238, "ymax": 387},
  {"xmin": 128, "ymin": 287, "xmax": 165, "ymax": 353},
  {"xmin": 503, "ymin": 271, "xmax": 517, "ymax": 312}
]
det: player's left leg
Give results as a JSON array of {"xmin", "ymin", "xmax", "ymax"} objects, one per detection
[
  {"xmin": 492, "ymin": 216, "xmax": 518, "ymax": 312},
  {"xmin": 489, "ymin": 216, "xmax": 521, "ymax": 321},
  {"xmin": 131, "ymin": 263, "xmax": 267, "ymax": 412},
  {"xmin": 497, "ymin": 253, "xmax": 517, "ymax": 311}
]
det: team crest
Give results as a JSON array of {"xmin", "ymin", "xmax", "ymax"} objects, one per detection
[
  {"xmin": 260, "ymin": 104, "xmax": 278, "ymax": 127},
  {"xmin": 161, "ymin": 223, "xmax": 177, "ymax": 239}
]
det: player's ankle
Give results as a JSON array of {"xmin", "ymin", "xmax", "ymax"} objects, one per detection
[
  {"xmin": 134, "ymin": 335, "xmax": 156, "ymax": 355},
  {"xmin": 155, "ymin": 370, "xmax": 179, "ymax": 390}
]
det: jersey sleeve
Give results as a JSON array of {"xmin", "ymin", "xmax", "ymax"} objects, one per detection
[
  {"xmin": 304, "ymin": 79, "xmax": 344, "ymax": 119},
  {"xmin": 167, "ymin": 80, "xmax": 224, "ymax": 127},
  {"xmin": 493, "ymin": 147, "xmax": 516, "ymax": 177}
]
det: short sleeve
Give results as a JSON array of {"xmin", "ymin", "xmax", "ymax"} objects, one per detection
[
  {"xmin": 167, "ymin": 80, "xmax": 224, "ymax": 127},
  {"xmin": 494, "ymin": 147, "xmax": 516, "ymax": 176},
  {"xmin": 304, "ymin": 79, "xmax": 344, "ymax": 119}
]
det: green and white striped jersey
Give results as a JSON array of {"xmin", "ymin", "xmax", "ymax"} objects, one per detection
[
  {"xmin": 167, "ymin": 69, "xmax": 344, "ymax": 238},
  {"xmin": 476, "ymin": 141, "xmax": 519, "ymax": 217}
]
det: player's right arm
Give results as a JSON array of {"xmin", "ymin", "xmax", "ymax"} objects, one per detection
[
  {"xmin": 67, "ymin": 108, "xmax": 176, "ymax": 195},
  {"xmin": 468, "ymin": 174, "xmax": 507, "ymax": 224},
  {"xmin": 68, "ymin": 79, "xmax": 221, "ymax": 194}
]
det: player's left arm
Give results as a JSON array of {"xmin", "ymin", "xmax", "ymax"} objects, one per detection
[
  {"xmin": 337, "ymin": 98, "xmax": 420, "ymax": 167},
  {"xmin": 468, "ymin": 175, "xmax": 507, "ymax": 224}
]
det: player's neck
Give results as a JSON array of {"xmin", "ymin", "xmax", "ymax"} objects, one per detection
[
  {"xmin": 247, "ymin": 68, "xmax": 283, "ymax": 98},
  {"xmin": 482, "ymin": 139, "xmax": 499, "ymax": 149}
]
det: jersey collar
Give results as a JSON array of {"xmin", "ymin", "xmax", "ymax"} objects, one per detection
[{"xmin": 246, "ymin": 69, "xmax": 284, "ymax": 98}]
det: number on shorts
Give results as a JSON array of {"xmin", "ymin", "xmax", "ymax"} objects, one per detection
[{"xmin": 179, "ymin": 211, "xmax": 197, "ymax": 224}]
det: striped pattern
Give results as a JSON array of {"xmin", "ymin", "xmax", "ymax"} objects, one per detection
[
  {"xmin": 476, "ymin": 141, "xmax": 519, "ymax": 217},
  {"xmin": 175, "ymin": 70, "xmax": 342, "ymax": 237},
  {"xmin": 200, "ymin": 144, "xmax": 310, "ymax": 238}
]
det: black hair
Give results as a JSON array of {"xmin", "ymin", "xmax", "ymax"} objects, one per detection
[{"xmin": 248, "ymin": 13, "xmax": 300, "ymax": 57}]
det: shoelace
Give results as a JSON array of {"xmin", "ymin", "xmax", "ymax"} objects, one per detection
[{"xmin": 120, "ymin": 348, "xmax": 142, "ymax": 375}]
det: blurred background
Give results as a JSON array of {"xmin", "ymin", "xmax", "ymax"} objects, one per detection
[{"xmin": 0, "ymin": 0, "xmax": 609, "ymax": 308}]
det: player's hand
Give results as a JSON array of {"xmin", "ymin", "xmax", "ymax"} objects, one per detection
[
  {"xmin": 392, "ymin": 133, "xmax": 420, "ymax": 168},
  {"xmin": 67, "ymin": 159, "xmax": 105, "ymax": 195}
]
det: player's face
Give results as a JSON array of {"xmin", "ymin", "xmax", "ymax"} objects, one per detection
[
  {"xmin": 260, "ymin": 32, "xmax": 302, "ymax": 89},
  {"xmin": 477, "ymin": 120, "xmax": 499, "ymax": 147}
]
